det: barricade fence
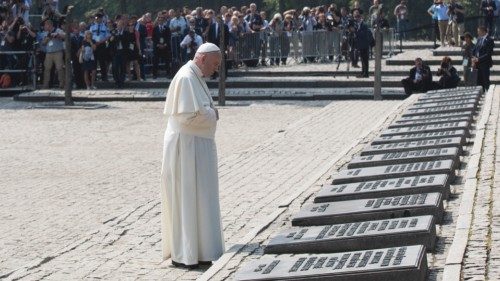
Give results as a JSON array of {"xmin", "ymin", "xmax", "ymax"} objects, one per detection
[
  {"xmin": 231, "ymin": 28, "xmax": 395, "ymax": 67},
  {"xmin": 0, "ymin": 50, "xmax": 37, "ymax": 91}
]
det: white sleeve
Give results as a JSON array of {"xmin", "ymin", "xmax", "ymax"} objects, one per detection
[
  {"xmin": 175, "ymin": 107, "xmax": 217, "ymax": 127},
  {"xmin": 180, "ymin": 35, "xmax": 191, "ymax": 47}
]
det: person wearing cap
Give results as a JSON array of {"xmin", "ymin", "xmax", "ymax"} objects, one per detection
[
  {"xmin": 89, "ymin": 12, "xmax": 110, "ymax": 81},
  {"xmin": 160, "ymin": 42, "xmax": 224, "ymax": 269}
]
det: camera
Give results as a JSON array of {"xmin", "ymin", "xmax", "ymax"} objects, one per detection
[{"xmin": 460, "ymin": 35, "xmax": 465, "ymax": 41}]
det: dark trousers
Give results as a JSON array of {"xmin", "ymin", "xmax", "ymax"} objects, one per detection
[
  {"xmin": 72, "ymin": 58, "xmax": 85, "ymax": 89},
  {"xmin": 112, "ymin": 51, "xmax": 126, "ymax": 87},
  {"xmin": 485, "ymin": 17, "xmax": 495, "ymax": 36},
  {"xmin": 94, "ymin": 44, "xmax": 108, "ymax": 81},
  {"xmin": 477, "ymin": 65, "xmax": 491, "ymax": 91},
  {"xmin": 433, "ymin": 20, "xmax": 440, "ymax": 46},
  {"xmin": 350, "ymin": 48, "xmax": 359, "ymax": 66},
  {"xmin": 153, "ymin": 48, "xmax": 171, "ymax": 78},
  {"xmin": 359, "ymin": 48, "xmax": 369, "ymax": 76},
  {"xmin": 402, "ymin": 78, "xmax": 430, "ymax": 95}
]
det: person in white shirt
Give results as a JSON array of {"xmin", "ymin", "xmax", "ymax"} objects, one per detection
[{"xmin": 180, "ymin": 29, "xmax": 203, "ymax": 60}]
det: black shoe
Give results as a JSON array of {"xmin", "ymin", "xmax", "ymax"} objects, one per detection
[
  {"xmin": 356, "ymin": 74, "xmax": 369, "ymax": 78},
  {"xmin": 352, "ymin": 64, "xmax": 360, "ymax": 68},
  {"xmin": 172, "ymin": 261, "xmax": 199, "ymax": 269}
]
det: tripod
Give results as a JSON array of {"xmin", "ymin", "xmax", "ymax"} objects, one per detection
[{"xmin": 335, "ymin": 25, "xmax": 355, "ymax": 79}]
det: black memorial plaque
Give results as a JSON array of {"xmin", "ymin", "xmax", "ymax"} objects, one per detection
[
  {"xmin": 380, "ymin": 122, "xmax": 470, "ymax": 137},
  {"xmin": 418, "ymin": 93, "xmax": 481, "ymax": 102},
  {"xmin": 397, "ymin": 111, "xmax": 475, "ymax": 122},
  {"xmin": 372, "ymin": 130, "xmax": 467, "ymax": 145},
  {"xmin": 415, "ymin": 96, "xmax": 480, "ymax": 104},
  {"xmin": 425, "ymin": 86, "xmax": 480, "ymax": 94},
  {"xmin": 315, "ymin": 174, "xmax": 450, "ymax": 202},
  {"xmin": 332, "ymin": 160, "xmax": 455, "ymax": 184},
  {"xmin": 420, "ymin": 88, "xmax": 481, "ymax": 96},
  {"xmin": 361, "ymin": 138, "xmax": 464, "ymax": 156},
  {"xmin": 235, "ymin": 245, "xmax": 428, "ymax": 281},
  {"xmin": 264, "ymin": 216, "xmax": 436, "ymax": 254},
  {"xmin": 403, "ymin": 104, "xmax": 477, "ymax": 116},
  {"xmin": 410, "ymin": 99, "xmax": 478, "ymax": 108},
  {"xmin": 389, "ymin": 116, "xmax": 472, "ymax": 128},
  {"xmin": 348, "ymin": 147, "xmax": 460, "ymax": 169},
  {"xmin": 292, "ymin": 193, "xmax": 444, "ymax": 226}
]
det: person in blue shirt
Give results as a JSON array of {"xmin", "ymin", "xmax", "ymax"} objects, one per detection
[
  {"xmin": 89, "ymin": 13, "xmax": 109, "ymax": 81},
  {"xmin": 428, "ymin": 0, "xmax": 449, "ymax": 46}
]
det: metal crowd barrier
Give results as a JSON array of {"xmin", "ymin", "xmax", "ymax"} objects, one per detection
[
  {"xmin": 232, "ymin": 28, "xmax": 395, "ymax": 66},
  {"xmin": 0, "ymin": 50, "xmax": 37, "ymax": 91}
]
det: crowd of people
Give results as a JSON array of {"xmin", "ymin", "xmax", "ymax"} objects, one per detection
[
  {"xmin": 0, "ymin": 1, "xmax": 404, "ymax": 89},
  {"xmin": 0, "ymin": 0, "xmax": 497, "ymax": 90}
]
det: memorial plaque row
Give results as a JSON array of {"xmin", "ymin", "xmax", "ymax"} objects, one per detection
[
  {"xmin": 235, "ymin": 88, "xmax": 482, "ymax": 281},
  {"xmin": 236, "ymin": 245, "xmax": 428, "ymax": 281}
]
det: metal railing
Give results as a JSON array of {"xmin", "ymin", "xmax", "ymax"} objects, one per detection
[
  {"xmin": 231, "ymin": 29, "xmax": 396, "ymax": 66},
  {"xmin": 0, "ymin": 50, "xmax": 37, "ymax": 91}
]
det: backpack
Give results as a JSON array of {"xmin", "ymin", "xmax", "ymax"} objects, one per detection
[{"xmin": 0, "ymin": 74, "xmax": 12, "ymax": 88}]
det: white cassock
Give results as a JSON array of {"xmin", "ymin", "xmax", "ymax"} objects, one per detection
[{"xmin": 160, "ymin": 60, "xmax": 225, "ymax": 265}]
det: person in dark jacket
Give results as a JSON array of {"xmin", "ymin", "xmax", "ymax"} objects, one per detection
[
  {"xmin": 70, "ymin": 22, "xmax": 85, "ymax": 89},
  {"xmin": 109, "ymin": 19, "xmax": 127, "ymax": 87},
  {"xmin": 152, "ymin": 15, "xmax": 171, "ymax": 79},
  {"xmin": 354, "ymin": 13, "xmax": 373, "ymax": 78},
  {"xmin": 481, "ymin": 0, "xmax": 497, "ymax": 36},
  {"xmin": 207, "ymin": 18, "xmax": 229, "ymax": 49},
  {"xmin": 472, "ymin": 26, "xmax": 495, "ymax": 90},
  {"xmin": 436, "ymin": 56, "xmax": 460, "ymax": 89},
  {"xmin": 401, "ymin": 57, "xmax": 433, "ymax": 95}
]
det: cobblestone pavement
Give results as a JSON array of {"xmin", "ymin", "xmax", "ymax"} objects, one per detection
[
  {"xmin": 461, "ymin": 86, "xmax": 500, "ymax": 280},
  {"xmin": 0, "ymin": 97, "xmax": 404, "ymax": 280}
]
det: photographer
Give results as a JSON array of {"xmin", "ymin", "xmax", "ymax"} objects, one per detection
[
  {"xmin": 401, "ymin": 58, "xmax": 432, "ymax": 95},
  {"xmin": 41, "ymin": 2, "xmax": 62, "ymax": 28},
  {"xmin": 41, "ymin": 19, "xmax": 65, "ymax": 89},
  {"xmin": 180, "ymin": 29, "xmax": 202, "ymax": 60},
  {"xmin": 11, "ymin": 0, "xmax": 30, "ymax": 25},
  {"xmin": 436, "ymin": 56, "xmax": 460, "ymax": 89},
  {"xmin": 109, "ymin": 19, "xmax": 127, "ymax": 87},
  {"xmin": 461, "ymin": 32, "xmax": 475, "ymax": 85},
  {"xmin": 16, "ymin": 21, "xmax": 36, "ymax": 86},
  {"xmin": 447, "ymin": 0, "xmax": 465, "ymax": 46}
]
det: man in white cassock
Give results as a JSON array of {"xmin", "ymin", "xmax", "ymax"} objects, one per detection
[{"xmin": 160, "ymin": 43, "xmax": 225, "ymax": 269}]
